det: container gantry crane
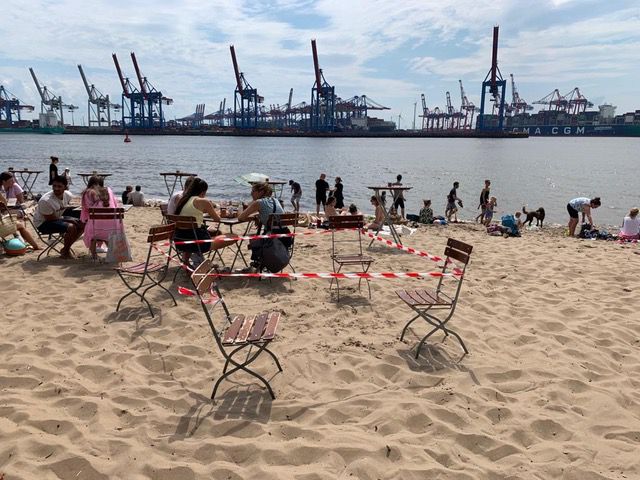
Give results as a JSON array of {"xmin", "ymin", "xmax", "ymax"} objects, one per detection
[
  {"xmin": 420, "ymin": 94, "xmax": 430, "ymax": 130},
  {"xmin": 477, "ymin": 26, "xmax": 507, "ymax": 131},
  {"xmin": 459, "ymin": 80, "xmax": 476, "ymax": 129},
  {"xmin": 509, "ymin": 73, "xmax": 533, "ymax": 115},
  {"xmin": 310, "ymin": 39, "xmax": 336, "ymax": 131},
  {"xmin": 230, "ymin": 45, "xmax": 262, "ymax": 129},
  {"xmin": 78, "ymin": 64, "xmax": 120, "ymax": 128},
  {"xmin": 563, "ymin": 88, "xmax": 593, "ymax": 115},
  {"xmin": 0, "ymin": 85, "xmax": 34, "ymax": 125},
  {"xmin": 532, "ymin": 89, "xmax": 567, "ymax": 112},
  {"xmin": 112, "ymin": 53, "xmax": 145, "ymax": 129},
  {"xmin": 130, "ymin": 52, "xmax": 172, "ymax": 129},
  {"xmin": 29, "ymin": 68, "xmax": 75, "ymax": 126}
]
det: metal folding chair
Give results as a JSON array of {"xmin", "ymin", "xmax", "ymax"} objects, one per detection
[
  {"xmin": 396, "ymin": 238, "xmax": 473, "ymax": 358},
  {"xmin": 190, "ymin": 259, "xmax": 283, "ymax": 400},
  {"xmin": 165, "ymin": 214, "xmax": 215, "ymax": 277},
  {"xmin": 88, "ymin": 207, "xmax": 125, "ymax": 260},
  {"xmin": 26, "ymin": 213, "xmax": 66, "ymax": 261},
  {"xmin": 115, "ymin": 224, "xmax": 177, "ymax": 317},
  {"xmin": 328, "ymin": 215, "xmax": 374, "ymax": 301},
  {"xmin": 159, "ymin": 204, "xmax": 169, "ymax": 224},
  {"xmin": 265, "ymin": 212, "xmax": 299, "ymax": 272}
]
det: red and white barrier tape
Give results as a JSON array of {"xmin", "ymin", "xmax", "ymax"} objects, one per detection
[
  {"xmin": 167, "ymin": 227, "xmax": 357, "ymax": 246},
  {"xmin": 365, "ymin": 231, "xmax": 443, "ymax": 262},
  {"xmin": 178, "ymin": 286, "xmax": 221, "ymax": 304},
  {"xmin": 203, "ymin": 271, "xmax": 461, "ymax": 279}
]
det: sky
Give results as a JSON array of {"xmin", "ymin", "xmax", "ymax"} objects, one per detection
[{"xmin": 1, "ymin": 0, "xmax": 639, "ymax": 127}]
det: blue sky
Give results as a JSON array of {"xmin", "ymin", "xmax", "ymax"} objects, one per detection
[{"xmin": 1, "ymin": 0, "xmax": 639, "ymax": 126}]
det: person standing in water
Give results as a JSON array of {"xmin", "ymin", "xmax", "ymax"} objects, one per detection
[{"xmin": 48, "ymin": 156, "xmax": 59, "ymax": 185}]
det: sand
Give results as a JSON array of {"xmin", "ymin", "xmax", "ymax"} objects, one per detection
[{"xmin": 1, "ymin": 207, "xmax": 639, "ymax": 479}]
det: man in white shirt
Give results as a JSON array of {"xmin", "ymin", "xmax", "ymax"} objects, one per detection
[
  {"xmin": 128, "ymin": 185, "xmax": 145, "ymax": 207},
  {"xmin": 33, "ymin": 175, "xmax": 83, "ymax": 258}
]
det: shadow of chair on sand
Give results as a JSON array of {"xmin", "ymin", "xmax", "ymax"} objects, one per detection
[
  {"xmin": 397, "ymin": 343, "xmax": 480, "ymax": 386},
  {"xmin": 169, "ymin": 387, "xmax": 274, "ymax": 442}
]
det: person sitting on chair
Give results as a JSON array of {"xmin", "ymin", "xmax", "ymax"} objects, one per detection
[
  {"xmin": 238, "ymin": 182, "xmax": 284, "ymax": 233},
  {"xmin": 80, "ymin": 175, "xmax": 120, "ymax": 258},
  {"xmin": 174, "ymin": 178, "xmax": 226, "ymax": 268},
  {"xmin": 0, "ymin": 192, "xmax": 39, "ymax": 250},
  {"xmin": 366, "ymin": 195, "xmax": 385, "ymax": 230},
  {"xmin": 1, "ymin": 171, "xmax": 25, "ymax": 206},
  {"xmin": 33, "ymin": 175, "xmax": 83, "ymax": 258}
]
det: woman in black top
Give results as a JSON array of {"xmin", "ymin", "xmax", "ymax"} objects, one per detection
[
  {"xmin": 333, "ymin": 177, "xmax": 344, "ymax": 209},
  {"xmin": 49, "ymin": 156, "xmax": 59, "ymax": 185}
]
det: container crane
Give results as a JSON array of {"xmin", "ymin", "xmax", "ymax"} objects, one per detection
[
  {"xmin": 29, "ymin": 67, "xmax": 74, "ymax": 126},
  {"xmin": 310, "ymin": 39, "xmax": 336, "ymax": 131},
  {"xmin": 563, "ymin": 88, "xmax": 593, "ymax": 115},
  {"xmin": 230, "ymin": 45, "xmax": 262, "ymax": 129},
  {"xmin": 419, "ymin": 94, "xmax": 431, "ymax": 130},
  {"xmin": 459, "ymin": 80, "xmax": 476, "ymax": 129},
  {"xmin": 112, "ymin": 53, "xmax": 145, "ymax": 129},
  {"xmin": 477, "ymin": 26, "xmax": 507, "ymax": 131},
  {"xmin": 130, "ymin": 52, "xmax": 172, "ymax": 129},
  {"xmin": 532, "ymin": 89, "xmax": 567, "ymax": 111},
  {"xmin": 0, "ymin": 85, "xmax": 34, "ymax": 125},
  {"xmin": 78, "ymin": 64, "xmax": 120, "ymax": 128},
  {"xmin": 509, "ymin": 74, "xmax": 533, "ymax": 115}
]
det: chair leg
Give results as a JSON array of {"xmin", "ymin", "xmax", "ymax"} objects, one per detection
[
  {"xmin": 116, "ymin": 273, "xmax": 155, "ymax": 318},
  {"xmin": 212, "ymin": 344, "xmax": 278, "ymax": 400},
  {"xmin": 400, "ymin": 313, "xmax": 421, "ymax": 341}
]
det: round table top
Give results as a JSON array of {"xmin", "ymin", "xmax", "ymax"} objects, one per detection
[
  {"xmin": 159, "ymin": 172, "xmax": 197, "ymax": 177},
  {"xmin": 9, "ymin": 169, "xmax": 43, "ymax": 174},
  {"xmin": 78, "ymin": 173, "xmax": 112, "ymax": 177},
  {"xmin": 367, "ymin": 185, "xmax": 413, "ymax": 191}
]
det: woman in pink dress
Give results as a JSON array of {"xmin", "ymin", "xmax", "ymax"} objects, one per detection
[{"xmin": 81, "ymin": 176, "xmax": 121, "ymax": 258}]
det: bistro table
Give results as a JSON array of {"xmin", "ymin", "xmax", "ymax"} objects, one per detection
[
  {"xmin": 366, "ymin": 185, "xmax": 412, "ymax": 246},
  {"xmin": 9, "ymin": 168, "xmax": 43, "ymax": 200},
  {"xmin": 78, "ymin": 172, "xmax": 113, "ymax": 186},
  {"xmin": 204, "ymin": 214, "xmax": 256, "ymax": 271},
  {"xmin": 159, "ymin": 171, "xmax": 197, "ymax": 197},
  {"xmin": 248, "ymin": 179, "xmax": 287, "ymax": 199}
]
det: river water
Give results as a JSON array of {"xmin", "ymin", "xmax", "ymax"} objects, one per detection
[{"xmin": 0, "ymin": 134, "xmax": 637, "ymax": 226}]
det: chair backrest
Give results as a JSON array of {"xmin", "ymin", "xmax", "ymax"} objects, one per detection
[
  {"xmin": 159, "ymin": 204, "xmax": 168, "ymax": 223},
  {"xmin": 165, "ymin": 214, "xmax": 198, "ymax": 230},
  {"xmin": 190, "ymin": 259, "xmax": 232, "ymax": 341},
  {"xmin": 437, "ymin": 238, "xmax": 473, "ymax": 304},
  {"xmin": 328, "ymin": 215, "xmax": 365, "ymax": 257},
  {"xmin": 88, "ymin": 207, "xmax": 125, "ymax": 221},
  {"xmin": 267, "ymin": 212, "xmax": 298, "ymax": 229},
  {"xmin": 147, "ymin": 223, "xmax": 176, "ymax": 243}
]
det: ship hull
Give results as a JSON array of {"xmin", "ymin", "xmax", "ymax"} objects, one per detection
[
  {"xmin": 507, "ymin": 124, "xmax": 640, "ymax": 137},
  {"xmin": 0, "ymin": 127, "xmax": 65, "ymax": 134}
]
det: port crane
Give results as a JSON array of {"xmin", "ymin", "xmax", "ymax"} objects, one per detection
[
  {"xmin": 445, "ymin": 91, "xmax": 464, "ymax": 129},
  {"xmin": 532, "ymin": 89, "xmax": 567, "ymax": 112},
  {"xmin": 477, "ymin": 26, "xmax": 507, "ymax": 131},
  {"xmin": 563, "ymin": 88, "xmax": 593, "ymax": 115},
  {"xmin": 458, "ymin": 80, "xmax": 476, "ymax": 129},
  {"xmin": 0, "ymin": 85, "xmax": 34, "ymax": 125},
  {"xmin": 77, "ymin": 64, "xmax": 120, "ymax": 128},
  {"xmin": 130, "ymin": 52, "xmax": 172, "ymax": 128},
  {"xmin": 112, "ymin": 53, "xmax": 144, "ymax": 128},
  {"xmin": 29, "ymin": 68, "xmax": 76, "ymax": 126},
  {"xmin": 230, "ymin": 45, "xmax": 262, "ymax": 129},
  {"xmin": 310, "ymin": 39, "xmax": 336, "ymax": 131},
  {"xmin": 509, "ymin": 74, "xmax": 533, "ymax": 115},
  {"xmin": 420, "ymin": 94, "xmax": 430, "ymax": 130}
]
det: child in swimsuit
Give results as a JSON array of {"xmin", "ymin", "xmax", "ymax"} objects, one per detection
[{"xmin": 483, "ymin": 197, "xmax": 497, "ymax": 226}]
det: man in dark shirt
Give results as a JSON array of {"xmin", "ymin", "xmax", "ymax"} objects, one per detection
[
  {"xmin": 475, "ymin": 179, "xmax": 491, "ymax": 223},
  {"xmin": 122, "ymin": 185, "xmax": 133, "ymax": 205},
  {"xmin": 446, "ymin": 181, "xmax": 463, "ymax": 223},
  {"xmin": 48, "ymin": 156, "xmax": 59, "ymax": 185},
  {"xmin": 289, "ymin": 179, "xmax": 302, "ymax": 212},
  {"xmin": 315, "ymin": 173, "xmax": 329, "ymax": 215}
]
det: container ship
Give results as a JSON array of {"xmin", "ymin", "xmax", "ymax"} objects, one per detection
[{"xmin": 505, "ymin": 104, "xmax": 640, "ymax": 137}]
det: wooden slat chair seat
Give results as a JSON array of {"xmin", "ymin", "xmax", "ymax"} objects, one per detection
[
  {"xmin": 190, "ymin": 260, "xmax": 283, "ymax": 400},
  {"xmin": 328, "ymin": 215, "xmax": 374, "ymax": 301},
  {"xmin": 396, "ymin": 238, "xmax": 473, "ymax": 358},
  {"xmin": 115, "ymin": 224, "xmax": 177, "ymax": 318}
]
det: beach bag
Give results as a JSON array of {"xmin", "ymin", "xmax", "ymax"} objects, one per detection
[
  {"xmin": 249, "ymin": 237, "xmax": 290, "ymax": 273},
  {"xmin": 106, "ymin": 231, "xmax": 133, "ymax": 263},
  {"xmin": 500, "ymin": 215, "xmax": 519, "ymax": 237},
  {"xmin": 0, "ymin": 212, "xmax": 17, "ymax": 238}
]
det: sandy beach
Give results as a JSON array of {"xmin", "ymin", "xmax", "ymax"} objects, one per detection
[{"xmin": 1, "ymin": 206, "xmax": 639, "ymax": 479}]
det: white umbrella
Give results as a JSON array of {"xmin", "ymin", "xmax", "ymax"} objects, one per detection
[{"xmin": 233, "ymin": 172, "xmax": 269, "ymax": 186}]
